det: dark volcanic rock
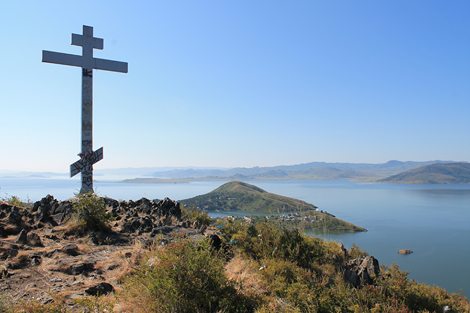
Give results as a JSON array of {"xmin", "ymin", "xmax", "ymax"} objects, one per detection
[
  {"xmin": 119, "ymin": 197, "xmax": 181, "ymax": 234},
  {"xmin": 0, "ymin": 247, "xmax": 18, "ymax": 260},
  {"xmin": 209, "ymin": 234, "xmax": 222, "ymax": 251},
  {"xmin": 7, "ymin": 255, "xmax": 31, "ymax": 270},
  {"xmin": 1, "ymin": 195, "xmax": 183, "ymax": 239},
  {"xmin": 27, "ymin": 232, "xmax": 43, "ymax": 247},
  {"xmin": 150, "ymin": 226, "xmax": 176, "ymax": 236},
  {"xmin": 31, "ymin": 255, "xmax": 42, "ymax": 266},
  {"xmin": 33, "ymin": 195, "xmax": 58, "ymax": 225},
  {"xmin": 122, "ymin": 218, "xmax": 142, "ymax": 234},
  {"xmin": 104, "ymin": 197, "xmax": 120, "ymax": 209},
  {"xmin": 156, "ymin": 198, "xmax": 182, "ymax": 220},
  {"xmin": 50, "ymin": 201, "xmax": 73, "ymax": 224},
  {"xmin": 85, "ymin": 282, "xmax": 114, "ymax": 296},
  {"xmin": 62, "ymin": 243, "xmax": 80, "ymax": 256},
  {"xmin": 67, "ymin": 262, "xmax": 95, "ymax": 275},
  {"xmin": 344, "ymin": 256, "xmax": 380, "ymax": 288},
  {"xmin": 16, "ymin": 229, "xmax": 28, "ymax": 244}
]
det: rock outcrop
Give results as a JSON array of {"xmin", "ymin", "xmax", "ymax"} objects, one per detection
[
  {"xmin": 0, "ymin": 195, "xmax": 189, "ymax": 307},
  {"xmin": 0, "ymin": 195, "xmax": 182, "ymax": 238},
  {"xmin": 344, "ymin": 256, "xmax": 380, "ymax": 288}
]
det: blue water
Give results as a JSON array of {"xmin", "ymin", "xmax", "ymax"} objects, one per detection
[{"xmin": 1, "ymin": 178, "xmax": 469, "ymax": 297}]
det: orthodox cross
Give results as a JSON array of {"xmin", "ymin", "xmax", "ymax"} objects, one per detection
[{"xmin": 42, "ymin": 25, "xmax": 128, "ymax": 193}]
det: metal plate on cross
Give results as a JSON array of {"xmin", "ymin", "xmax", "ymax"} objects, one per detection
[{"xmin": 70, "ymin": 147, "xmax": 104, "ymax": 177}]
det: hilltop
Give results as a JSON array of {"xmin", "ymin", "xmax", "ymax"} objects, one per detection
[
  {"xmin": 181, "ymin": 181, "xmax": 316, "ymax": 213},
  {"xmin": 380, "ymin": 162, "xmax": 470, "ymax": 184},
  {"xmin": 0, "ymin": 194, "xmax": 467, "ymax": 312}
]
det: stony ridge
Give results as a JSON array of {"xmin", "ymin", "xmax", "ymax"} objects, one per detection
[{"xmin": 0, "ymin": 195, "xmax": 203, "ymax": 306}]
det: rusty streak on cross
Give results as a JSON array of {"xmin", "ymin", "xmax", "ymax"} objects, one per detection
[{"xmin": 42, "ymin": 25, "xmax": 128, "ymax": 193}]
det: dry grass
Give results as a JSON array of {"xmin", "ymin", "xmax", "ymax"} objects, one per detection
[{"xmin": 225, "ymin": 254, "xmax": 267, "ymax": 298}]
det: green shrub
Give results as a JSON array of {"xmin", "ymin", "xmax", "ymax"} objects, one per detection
[
  {"xmin": 181, "ymin": 205, "xmax": 211, "ymax": 228},
  {"xmin": 122, "ymin": 239, "xmax": 257, "ymax": 313},
  {"xmin": 259, "ymin": 258, "xmax": 318, "ymax": 311},
  {"xmin": 348, "ymin": 244, "xmax": 368, "ymax": 259},
  {"xmin": 71, "ymin": 192, "xmax": 110, "ymax": 232},
  {"xmin": 225, "ymin": 221, "xmax": 324, "ymax": 270},
  {"xmin": 2, "ymin": 195, "xmax": 25, "ymax": 207}
]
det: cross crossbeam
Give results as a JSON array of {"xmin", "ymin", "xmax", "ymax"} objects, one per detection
[
  {"xmin": 42, "ymin": 51, "xmax": 128, "ymax": 73},
  {"xmin": 42, "ymin": 25, "xmax": 128, "ymax": 193}
]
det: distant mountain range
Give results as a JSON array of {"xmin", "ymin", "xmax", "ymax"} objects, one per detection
[
  {"xmin": 4, "ymin": 160, "xmax": 469, "ymax": 184},
  {"xmin": 123, "ymin": 160, "xmax": 450, "ymax": 183},
  {"xmin": 380, "ymin": 162, "xmax": 470, "ymax": 184}
]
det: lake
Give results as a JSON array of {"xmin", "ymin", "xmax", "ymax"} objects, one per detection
[{"xmin": 1, "ymin": 177, "xmax": 469, "ymax": 297}]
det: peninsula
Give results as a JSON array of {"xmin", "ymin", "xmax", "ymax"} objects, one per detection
[{"xmin": 181, "ymin": 181, "xmax": 365, "ymax": 232}]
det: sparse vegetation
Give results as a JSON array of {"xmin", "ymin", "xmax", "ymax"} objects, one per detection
[
  {"xmin": 121, "ymin": 239, "xmax": 257, "ymax": 313},
  {"xmin": 1, "ymin": 197, "xmax": 468, "ymax": 312},
  {"xmin": 0, "ymin": 296, "xmax": 114, "ymax": 313},
  {"xmin": 181, "ymin": 204, "xmax": 211, "ymax": 228},
  {"xmin": 70, "ymin": 192, "xmax": 110, "ymax": 232},
  {"xmin": 1, "ymin": 195, "xmax": 27, "ymax": 207},
  {"xmin": 119, "ymin": 220, "xmax": 469, "ymax": 312}
]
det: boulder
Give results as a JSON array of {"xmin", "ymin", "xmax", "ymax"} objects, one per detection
[
  {"xmin": 209, "ymin": 234, "xmax": 222, "ymax": 251},
  {"xmin": 85, "ymin": 282, "xmax": 114, "ymax": 296},
  {"xmin": 27, "ymin": 232, "xmax": 43, "ymax": 247},
  {"xmin": 67, "ymin": 262, "xmax": 95, "ymax": 275},
  {"xmin": 50, "ymin": 201, "xmax": 73, "ymax": 224},
  {"xmin": 122, "ymin": 218, "xmax": 142, "ymax": 233},
  {"xmin": 62, "ymin": 243, "xmax": 80, "ymax": 256},
  {"xmin": 7, "ymin": 255, "xmax": 31, "ymax": 270},
  {"xmin": 32, "ymin": 196, "xmax": 50, "ymax": 224},
  {"xmin": 16, "ymin": 229, "xmax": 28, "ymax": 244},
  {"xmin": 30, "ymin": 255, "xmax": 42, "ymax": 266},
  {"xmin": 7, "ymin": 207, "xmax": 23, "ymax": 225},
  {"xmin": 0, "ymin": 247, "xmax": 18, "ymax": 260},
  {"xmin": 150, "ymin": 226, "xmax": 175, "ymax": 236},
  {"xmin": 103, "ymin": 197, "xmax": 120, "ymax": 209},
  {"xmin": 344, "ymin": 256, "xmax": 380, "ymax": 288},
  {"xmin": 2, "ymin": 224, "xmax": 21, "ymax": 236}
]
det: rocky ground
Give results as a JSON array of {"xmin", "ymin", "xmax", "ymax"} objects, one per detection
[{"xmin": 0, "ymin": 195, "xmax": 207, "ymax": 307}]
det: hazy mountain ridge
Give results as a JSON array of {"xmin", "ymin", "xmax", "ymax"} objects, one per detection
[
  {"xmin": 2, "ymin": 160, "xmax": 457, "ymax": 182},
  {"xmin": 124, "ymin": 160, "xmax": 448, "ymax": 183},
  {"xmin": 380, "ymin": 162, "xmax": 470, "ymax": 184}
]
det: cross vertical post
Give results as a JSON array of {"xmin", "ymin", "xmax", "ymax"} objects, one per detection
[
  {"xmin": 42, "ymin": 25, "xmax": 128, "ymax": 194},
  {"xmin": 80, "ymin": 26, "xmax": 95, "ymax": 193}
]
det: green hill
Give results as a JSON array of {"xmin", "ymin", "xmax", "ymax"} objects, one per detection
[
  {"xmin": 380, "ymin": 162, "xmax": 470, "ymax": 184},
  {"xmin": 181, "ymin": 181, "xmax": 365, "ymax": 232},
  {"xmin": 181, "ymin": 181, "xmax": 317, "ymax": 213}
]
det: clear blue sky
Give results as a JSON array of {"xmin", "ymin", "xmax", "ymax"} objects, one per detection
[{"xmin": 1, "ymin": 1, "xmax": 469, "ymax": 171}]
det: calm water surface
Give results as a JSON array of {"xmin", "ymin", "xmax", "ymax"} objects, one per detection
[{"xmin": 1, "ymin": 178, "xmax": 469, "ymax": 297}]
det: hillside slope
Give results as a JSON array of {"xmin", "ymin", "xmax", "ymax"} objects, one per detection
[
  {"xmin": 380, "ymin": 162, "xmax": 470, "ymax": 184},
  {"xmin": 181, "ymin": 181, "xmax": 317, "ymax": 213}
]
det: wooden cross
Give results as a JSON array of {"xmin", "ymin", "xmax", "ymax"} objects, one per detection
[{"xmin": 42, "ymin": 25, "xmax": 128, "ymax": 194}]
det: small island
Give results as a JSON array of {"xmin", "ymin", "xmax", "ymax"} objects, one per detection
[{"xmin": 398, "ymin": 249, "xmax": 413, "ymax": 255}]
